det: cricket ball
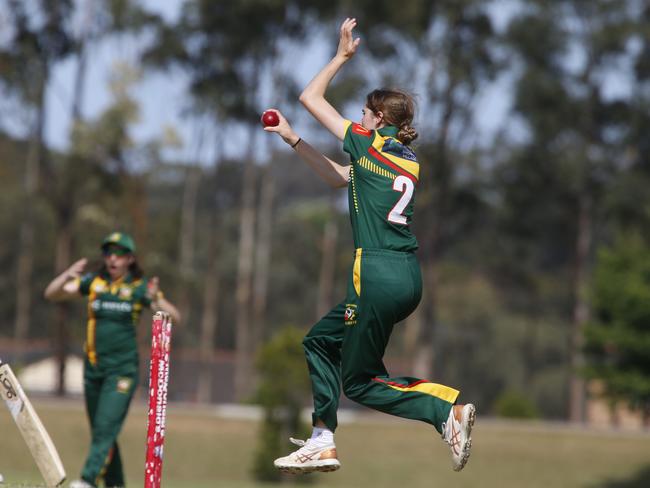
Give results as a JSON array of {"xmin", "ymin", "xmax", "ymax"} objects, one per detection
[{"xmin": 261, "ymin": 110, "xmax": 280, "ymax": 127}]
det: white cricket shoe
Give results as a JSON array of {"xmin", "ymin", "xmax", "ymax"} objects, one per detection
[
  {"xmin": 442, "ymin": 403, "xmax": 476, "ymax": 472},
  {"xmin": 69, "ymin": 480, "xmax": 94, "ymax": 488},
  {"xmin": 274, "ymin": 437, "xmax": 340, "ymax": 474}
]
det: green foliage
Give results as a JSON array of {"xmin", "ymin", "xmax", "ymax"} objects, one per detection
[
  {"xmin": 144, "ymin": 0, "xmax": 335, "ymax": 122},
  {"xmin": 0, "ymin": 0, "xmax": 75, "ymax": 103},
  {"xmin": 434, "ymin": 265, "xmax": 569, "ymax": 418},
  {"xmin": 585, "ymin": 235, "xmax": 650, "ymax": 414},
  {"xmin": 251, "ymin": 326, "xmax": 312, "ymax": 483},
  {"xmin": 494, "ymin": 390, "xmax": 540, "ymax": 419},
  {"xmin": 2, "ymin": 0, "xmax": 650, "ymax": 423},
  {"xmin": 253, "ymin": 326, "xmax": 311, "ymax": 409}
]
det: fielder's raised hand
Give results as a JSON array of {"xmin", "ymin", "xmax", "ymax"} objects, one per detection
[
  {"xmin": 66, "ymin": 258, "xmax": 88, "ymax": 280},
  {"xmin": 44, "ymin": 258, "xmax": 87, "ymax": 300}
]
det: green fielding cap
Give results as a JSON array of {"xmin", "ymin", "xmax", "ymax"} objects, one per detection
[{"xmin": 101, "ymin": 232, "xmax": 136, "ymax": 253}]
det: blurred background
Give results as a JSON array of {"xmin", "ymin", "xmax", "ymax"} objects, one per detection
[{"xmin": 1, "ymin": 0, "xmax": 650, "ymax": 486}]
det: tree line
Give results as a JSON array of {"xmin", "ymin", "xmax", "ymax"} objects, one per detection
[{"xmin": 1, "ymin": 0, "xmax": 649, "ymax": 423}]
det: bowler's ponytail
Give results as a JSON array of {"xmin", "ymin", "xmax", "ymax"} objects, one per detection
[{"xmin": 366, "ymin": 89, "xmax": 418, "ymax": 145}]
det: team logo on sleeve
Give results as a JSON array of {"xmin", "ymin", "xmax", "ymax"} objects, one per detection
[
  {"xmin": 352, "ymin": 123, "xmax": 372, "ymax": 137},
  {"xmin": 382, "ymin": 138, "xmax": 417, "ymax": 161},
  {"xmin": 344, "ymin": 304, "xmax": 358, "ymax": 326}
]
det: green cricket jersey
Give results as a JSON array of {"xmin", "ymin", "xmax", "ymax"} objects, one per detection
[
  {"xmin": 78, "ymin": 272, "xmax": 152, "ymax": 369},
  {"xmin": 343, "ymin": 121, "xmax": 419, "ymax": 252}
]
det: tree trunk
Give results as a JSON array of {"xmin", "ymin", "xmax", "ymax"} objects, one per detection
[
  {"xmin": 177, "ymin": 165, "xmax": 201, "ymax": 329},
  {"xmin": 50, "ymin": 31, "xmax": 91, "ymax": 395},
  {"xmin": 53, "ymin": 224, "xmax": 73, "ymax": 396},
  {"xmin": 413, "ymin": 79, "xmax": 456, "ymax": 379},
  {"xmin": 413, "ymin": 260, "xmax": 437, "ymax": 379},
  {"xmin": 252, "ymin": 167, "xmax": 275, "ymax": 349},
  {"xmin": 403, "ymin": 298, "xmax": 424, "ymax": 371},
  {"xmin": 569, "ymin": 192, "xmax": 592, "ymax": 422},
  {"xmin": 316, "ymin": 195, "xmax": 339, "ymax": 319},
  {"xmin": 568, "ymin": 48, "xmax": 599, "ymax": 423},
  {"xmin": 71, "ymin": 32, "xmax": 89, "ymax": 124},
  {"xmin": 197, "ymin": 217, "xmax": 220, "ymax": 404},
  {"xmin": 13, "ymin": 70, "xmax": 47, "ymax": 365},
  {"xmin": 234, "ymin": 141, "xmax": 258, "ymax": 401},
  {"xmin": 14, "ymin": 207, "xmax": 36, "ymax": 365},
  {"xmin": 125, "ymin": 175, "xmax": 148, "ymax": 252}
]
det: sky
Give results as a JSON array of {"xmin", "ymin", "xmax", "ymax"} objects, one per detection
[
  {"xmin": 4, "ymin": 0, "xmax": 636, "ymax": 166},
  {"xmin": 36, "ymin": 1, "xmax": 519, "ymax": 164},
  {"xmin": 43, "ymin": 0, "xmax": 347, "ymax": 164}
]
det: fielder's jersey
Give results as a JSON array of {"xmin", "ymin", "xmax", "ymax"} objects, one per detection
[
  {"xmin": 78, "ymin": 272, "xmax": 152, "ymax": 369},
  {"xmin": 343, "ymin": 121, "xmax": 419, "ymax": 252}
]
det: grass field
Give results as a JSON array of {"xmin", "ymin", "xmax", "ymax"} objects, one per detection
[{"xmin": 1, "ymin": 399, "xmax": 649, "ymax": 488}]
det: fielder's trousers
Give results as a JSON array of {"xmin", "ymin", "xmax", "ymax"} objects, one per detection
[
  {"xmin": 81, "ymin": 361, "xmax": 137, "ymax": 487},
  {"xmin": 303, "ymin": 248, "xmax": 459, "ymax": 433}
]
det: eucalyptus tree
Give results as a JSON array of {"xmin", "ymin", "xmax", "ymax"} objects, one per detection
[
  {"xmin": 0, "ymin": 0, "xmax": 160, "ymax": 391},
  {"xmin": 503, "ymin": 0, "xmax": 641, "ymax": 420},
  {"xmin": 0, "ymin": 0, "xmax": 75, "ymax": 368},
  {"xmin": 50, "ymin": 0, "xmax": 162, "ymax": 394},
  {"xmin": 144, "ymin": 0, "xmax": 339, "ymax": 401},
  {"xmin": 583, "ymin": 2, "xmax": 650, "ymax": 426}
]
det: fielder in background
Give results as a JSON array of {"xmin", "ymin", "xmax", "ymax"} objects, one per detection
[
  {"xmin": 44, "ymin": 232, "xmax": 181, "ymax": 488},
  {"xmin": 263, "ymin": 18, "xmax": 476, "ymax": 474}
]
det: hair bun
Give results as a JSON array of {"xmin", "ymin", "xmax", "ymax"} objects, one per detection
[{"xmin": 398, "ymin": 126, "xmax": 418, "ymax": 145}]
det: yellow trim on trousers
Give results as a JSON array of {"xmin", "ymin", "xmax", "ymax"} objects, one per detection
[
  {"xmin": 353, "ymin": 248, "xmax": 362, "ymax": 296},
  {"xmin": 380, "ymin": 381, "xmax": 460, "ymax": 403}
]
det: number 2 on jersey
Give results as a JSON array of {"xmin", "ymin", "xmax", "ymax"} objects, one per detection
[{"xmin": 388, "ymin": 175, "xmax": 415, "ymax": 225}]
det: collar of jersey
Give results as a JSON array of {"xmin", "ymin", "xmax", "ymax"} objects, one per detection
[
  {"xmin": 99, "ymin": 270, "xmax": 133, "ymax": 284},
  {"xmin": 377, "ymin": 125, "xmax": 399, "ymax": 137}
]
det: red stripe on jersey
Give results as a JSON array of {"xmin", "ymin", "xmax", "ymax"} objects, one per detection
[
  {"xmin": 368, "ymin": 146, "xmax": 418, "ymax": 184},
  {"xmin": 372, "ymin": 377, "xmax": 429, "ymax": 388}
]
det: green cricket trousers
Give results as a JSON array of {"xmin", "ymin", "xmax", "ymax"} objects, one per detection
[
  {"xmin": 303, "ymin": 248, "xmax": 459, "ymax": 433},
  {"xmin": 81, "ymin": 361, "xmax": 137, "ymax": 487}
]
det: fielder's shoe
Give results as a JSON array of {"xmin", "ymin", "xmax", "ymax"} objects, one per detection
[
  {"xmin": 442, "ymin": 403, "xmax": 476, "ymax": 472},
  {"xmin": 274, "ymin": 437, "xmax": 340, "ymax": 474},
  {"xmin": 69, "ymin": 479, "xmax": 95, "ymax": 488}
]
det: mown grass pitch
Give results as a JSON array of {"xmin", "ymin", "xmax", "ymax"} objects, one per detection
[{"xmin": 1, "ymin": 399, "xmax": 649, "ymax": 487}]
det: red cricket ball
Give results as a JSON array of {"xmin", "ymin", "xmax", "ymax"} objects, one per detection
[{"xmin": 261, "ymin": 110, "xmax": 280, "ymax": 127}]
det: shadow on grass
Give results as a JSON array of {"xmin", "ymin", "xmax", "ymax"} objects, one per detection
[{"xmin": 594, "ymin": 465, "xmax": 650, "ymax": 488}]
